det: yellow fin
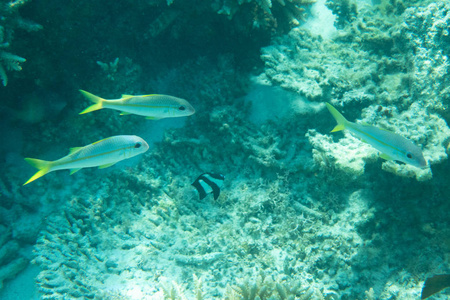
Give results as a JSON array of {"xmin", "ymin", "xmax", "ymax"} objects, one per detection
[
  {"xmin": 70, "ymin": 168, "xmax": 82, "ymax": 175},
  {"xmin": 121, "ymin": 94, "xmax": 134, "ymax": 98},
  {"xmin": 146, "ymin": 116, "xmax": 161, "ymax": 120},
  {"xmin": 380, "ymin": 153, "xmax": 393, "ymax": 160},
  {"xmin": 69, "ymin": 147, "xmax": 83, "ymax": 154},
  {"xmin": 120, "ymin": 112, "xmax": 132, "ymax": 115},
  {"xmin": 98, "ymin": 162, "xmax": 116, "ymax": 169},
  {"xmin": 326, "ymin": 103, "xmax": 349, "ymax": 132},
  {"xmin": 331, "ymin": 124, "xmax": 345, "ymax": 132},
  {"xmin": 23, "ymin": 158, "xmax": 52, "ymax": 185},
  {"xmin": 79, "ymin": 90, "xmax": 104, "ymax": 114},
  {"xmin": 91, "ymin": 137, "xmax": 109, "ymax": 145}
]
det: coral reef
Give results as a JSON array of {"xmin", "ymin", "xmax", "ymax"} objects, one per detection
[
  {"xmin": 306, "ymin": 129, "xmax": 378, "ymax": 179},
  {"xmin": 259, "ymin": 27, "xmax": 378, "ymax": 102},
  {"xmin": 1, "ymin": 0, "xmax": 449, "ymax": 299},
  {"xmin": 0, "ymin": 0, "xmax": 41, "ymax": 86},
  {"xmin": 392, "ymin": 1, "xmax": 450, "ymax": 114},
  {"xmin": 259, "ymin": 0, "xmax": 450, "ymax": 180},
  {"xmin": 144, "ymin": 0, "xmax": 315, "ymax": 36},
  {"xmin": 212, "ymin": 0, "xmax": 316, "ymax": 29},
  {"xmin": 325, "ymin": 0, "xmax": 357, "ymax": 28},
  {"xmin": 27, "ymin": 55, "xmax": 449, "ymax": 300}
]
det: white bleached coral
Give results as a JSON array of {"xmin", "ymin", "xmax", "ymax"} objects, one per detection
[
  {"xmin": 260, "ymin": 27, "xmax": 378, "ymax": 101},
  {"xmin": 306, "ymin": 129, "xmax": 377, "ymax": 178}
]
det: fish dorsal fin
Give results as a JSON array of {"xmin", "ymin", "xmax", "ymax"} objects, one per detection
[
  {"xmin": 70, "ymin": 168, "xmax": 82, "ymax": 175},
  {"xmin": 92, "ymin": 137, "xmax": 109, "ymax": 145},
  {"xmin": 120, "ymin": 112, "xmax": 132, "ymax": 115},
  {"xmin": 378, "ymin": 126, "xmax": 393, "ymax": 132},
  {"xmin": 98, "ymin": 162, "xmax": 117, "ymax": 169},
  {"xmin": 121, "ymin": 94, "xmax": 135, "ymax": 98},
  {"xmin": 69, "ymin": 147, "xmax": 83, "ymax": 154},
  {"xmin": 380, "ymin": 153, "xmax": 393, "ymax": 161}
]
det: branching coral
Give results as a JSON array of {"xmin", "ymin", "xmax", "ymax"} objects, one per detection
[
  {"xmin": 0, "ymin": 0, "xmax": 42, "ymax": 86},
  {"xmin": 224, "ymin": 273, "xmax": 327, "ymax": 300}
]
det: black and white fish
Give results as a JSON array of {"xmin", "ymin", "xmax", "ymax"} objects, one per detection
[{"xmin": 191, "ymin": 173, "xmax": 224, "ymax": 200}]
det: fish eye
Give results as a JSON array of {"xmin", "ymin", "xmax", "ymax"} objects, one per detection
[
  {"xmin": 178, "ymin": 106, "xmax": 186, "ymax": 111},
  {"xmin": 406, "ymin": 152, "xmax": 413, "ymax": 159},
  {"xmin": 134, "ymin": 142, "xmax": 141, "ymax": 148}
]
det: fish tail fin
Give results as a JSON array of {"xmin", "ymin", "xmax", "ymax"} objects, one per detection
[
  {"xmin": 79, "ymin": 90, "xmax": 104, "ymax": 114},
  {"xmin": 23, "ymin": 158, "xmax": 52, "ymax": 185},
  {"xmin": 326, "ymin": 102, "xmax": 349, "ymax": 132}
]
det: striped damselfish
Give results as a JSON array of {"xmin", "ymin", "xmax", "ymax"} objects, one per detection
[
  {"xmin": 191, "ymin": 173, "xmax": 225, "ymax": 200},
  {"xmin": 23, "ymin": 135, "xmax": 149, "ymax": 185},
  {"xmin": 326, "ymin": 103, "xmax": 427, "ymax": 169},
  {"xmin": 79, "ymin": 90, "xmax": 195, "ymax": 119}
]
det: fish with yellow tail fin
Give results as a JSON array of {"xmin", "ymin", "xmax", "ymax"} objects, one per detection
[
  {"xmin": 325, "ymin": 103, "xmax": 428, "ymax": 169},
  {"xmin": 79, "ymin": 90, "xmax": 195, "ymax": 119},
  {"xmin": 23, "ymin": 135, "xmax": 149, "ymax": 185}
]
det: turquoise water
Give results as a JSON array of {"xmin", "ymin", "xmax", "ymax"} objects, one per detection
[{"xmin": 0, "ymin": 0, "xmax": 450, "ymax": 299}]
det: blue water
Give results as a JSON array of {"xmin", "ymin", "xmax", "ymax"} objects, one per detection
[{"xmin": 0, "ymin": 0, "xmax": 449, "ymax": 299}]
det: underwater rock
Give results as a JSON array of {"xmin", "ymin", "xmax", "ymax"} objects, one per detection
[
  {"xmin": 0, "ymin": 257, "xmax": 28, "ymax": 289},
  {"xmin": 0, "ymin": 236, "xmax": 29, "ymax": 290}
]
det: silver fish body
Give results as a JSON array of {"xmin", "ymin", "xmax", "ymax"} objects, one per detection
[
  {"xmin": 79, "ymin": 90, "xmax": 195, "ymax": 119},
  {"xmin": 24, "ymin": 135, "xmax": 149, "ymax": 185},
  {"xmin": 326, "ymin": 103, "xmax": 427, "ymax": 169}
]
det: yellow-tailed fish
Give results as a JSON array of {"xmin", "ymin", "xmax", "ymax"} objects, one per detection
[
  {"xmin": 23, "ymin": 135, "xmax": 149, "ymax": 185},
  {"xmin": 326, "ymin": 103, "xmax": 427, "ymax": 169},
  {"xmin": 79, "ymin": 90, "xmax": 195, "ymax": 119}
]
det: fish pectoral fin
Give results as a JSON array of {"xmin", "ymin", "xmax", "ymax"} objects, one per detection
[
  {"xmin": 98, "ymin": 162, "xmax": 117, "ymax": 169},
  {"xmin": 146, "ymin": 116, "xmax": 161, "ymax": 120},
  {"xmin": 120, "ymin": 112, "xmax": 132, "ymax": 115},
  {"xmin": 69, "ymin": 147, "xmax": 83, "ymax": 154},
  {"xmin": 380, "ymin": 153, "xmax": 393, "ymax": 161},
  {"xmin": 70, "ymin": 168, "xmax": 82, "ymax": 175}
]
